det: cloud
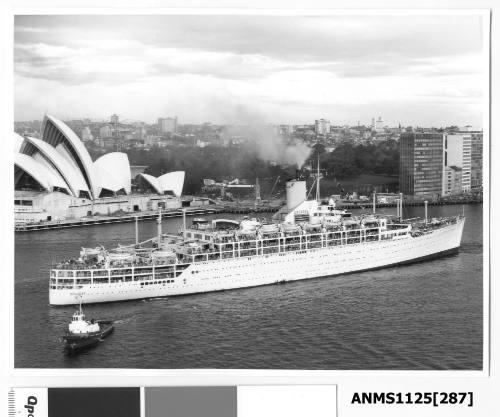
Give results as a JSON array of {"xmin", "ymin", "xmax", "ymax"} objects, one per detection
[{"xmin": 13, "ymin": 14, "xmax": 486, "ymax": 126}]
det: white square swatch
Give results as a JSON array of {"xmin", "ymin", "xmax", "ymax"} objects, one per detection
[{"xmin": 237, "ymin": 385, "xmax": 336, "ymax": 417}]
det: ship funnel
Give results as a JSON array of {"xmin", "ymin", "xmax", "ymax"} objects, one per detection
[{"xmin": 286, "ymin": 179, "xmax": 307, "ymax": 209}]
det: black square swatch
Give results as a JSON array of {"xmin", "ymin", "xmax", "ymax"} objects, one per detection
[{"xmin": 48, "ymin": 387, "xmax": 140, "ymax": 417}]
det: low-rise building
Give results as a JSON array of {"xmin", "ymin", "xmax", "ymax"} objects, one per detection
[
  {"xmin": 443, "ymin": 166, "xmax": 463, "ymax": 196},
  {"xmin": 81, "ymin": 126, "xmax": 94, "ymax": 142},
  {"xmin": 14, "ymin": 191, "xmax": 182, "ymax": 223}
]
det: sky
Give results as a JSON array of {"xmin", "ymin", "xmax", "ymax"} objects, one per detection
[{"xmin": 14, "ymin": 14, "xmax": 486, "ymax": 126}]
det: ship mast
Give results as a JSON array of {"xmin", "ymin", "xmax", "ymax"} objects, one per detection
[
  {"xmin": 135, "ymin": 216, "xmax": 139, "ymax": 245},
  {"xmin": 157, "ymin": 207, "xmax": 162, "ymax": 243},
  {"xmin": 315, "ymin": 153, "xmax": 320, "ymax": 202},
  {"xmin": 71, "ymin": 292, "xmax": 84, "ymax": 315},
  {"xmin": 399, "ymin": 192, "xmax": 403, "ymax": 221},
  {"xmin": 182, "ymin": 208, "xmax": 187, "ymax": 239}
]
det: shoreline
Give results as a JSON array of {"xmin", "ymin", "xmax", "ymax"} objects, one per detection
[{"xmin": 14, "ymin": 198, "xmax": 482, "ymax": 233}]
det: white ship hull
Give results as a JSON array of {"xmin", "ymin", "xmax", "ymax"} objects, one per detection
[{"xmin": 49, "ymin": 218, "xmax": 464, "ymax": 305}]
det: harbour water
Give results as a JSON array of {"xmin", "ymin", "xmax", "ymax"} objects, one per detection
[{"xmin": 14, "ymin": 204, "xmax": 483, "ymax": 369}]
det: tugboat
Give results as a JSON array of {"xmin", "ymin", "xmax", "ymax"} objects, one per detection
[{"xmin": 62, "ymin": 301, "xmax": 114, "ymax": 352}]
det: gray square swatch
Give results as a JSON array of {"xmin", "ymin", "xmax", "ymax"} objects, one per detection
[{"xmin": 146, "ymin": 386, "xmax": 237, "ymax": 417}]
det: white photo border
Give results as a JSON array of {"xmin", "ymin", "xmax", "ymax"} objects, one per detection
[{"xmin": 2, "ymin": 4, "xmax": 492, "ymax": 396}]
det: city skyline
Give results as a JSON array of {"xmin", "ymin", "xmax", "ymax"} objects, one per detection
[
  {"xmin": 15, "ymin": 14, "xmax": 486, "ymax": 126},
  {"xmin": 13, "ymin": 113, "xmax": 482, "ymax": 130}
]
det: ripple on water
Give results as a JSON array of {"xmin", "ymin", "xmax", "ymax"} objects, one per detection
[{"xmin": 15, "ymin": 205, "xmax": 483, "ymax": 369}]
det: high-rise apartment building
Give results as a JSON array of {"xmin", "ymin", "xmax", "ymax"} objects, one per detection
[
  {"xmin": 399, "ymin": 132, "xmax": 444, "ymax": 198},
  {"xmin": 444, "ymin": 133, "xmax": 472, "ymax": 193},
  {"xmin": 158, "ymin": 117, "xmax": 177, "ymax": 134},
  {"xmin": 99, "ymin": 125, "xmax": 112, "ymax": 138},
  {"xmin": 400, "ymin": 130, "xmax": 483, "ymax": 198},
  {"xmin": 314, "ymin": 119, "xmax": 330, "ymax": 135},
  {"xmin": 470, "ymin": 132, "xmax": 483, "ymax": 190}
]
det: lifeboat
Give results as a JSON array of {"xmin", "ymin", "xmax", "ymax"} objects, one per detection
[
  {"xmin": 240, "ymin": 219, "xmax": 260, "ymax": 232},
  {"xmin": 362, "ymin": 217, "xmax": 380, "ymax": 227},
  {"xmin": 282, "ymin": 223, "xmax": 301, "ymax": 234},
  {"xmin": 108, "ymin": 252, "xmax": 134, "ymax": 262},
  {"xmin": 260, "ymin": 223, "xmax": 279, "ymax": 234},
  {"xmin": 211, "ymin": 219, "xmax": 240, "ymax": 230},
  {"xmin": 304, "ymin": 222, "xmax": 322, "ymax": 231},
  {"xmin": 80, "ymin": 247, "xmax": 101, "ymax": 256},
  {"xmin": 237, "ymin": 229, "xmax": 256, "ymax": 239},
  {"xmin": 342, "ymin": 219, "xmax": 360, "ymax": 229},
  {"xmin": 192, "ymin": 217, "xmax": 211, "ymax": 230},
  {"xmin": 79, "ymin": 246, "xmax": 103, "ymax": 262},
  {"xmin": 151, "ymin": 250, "xmax": 176, "ymax": 261}
]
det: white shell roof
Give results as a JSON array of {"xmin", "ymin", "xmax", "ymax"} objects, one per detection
[
  {"xmin": 32, "ymin": 152, "xmax": 72, "ymax": 194},
  {"xmin": 15, "ymin": 153, "xmax": 68, "ymax": 191},
  {"xmin": 158, "ymin": 171, "xmax": 185, "ymax": 197},
  {"xmin": 14, "ymin": 132, "xmax": 25, "ymax": 153},
  {"xmin": 45, "ymin": 114, "xmax": 100, "ymax": 199},
  {"xmin": 94, "ymin": 152, "xmax": 131, "ymax": 194},
  {"xmin": 140, "ymin": 173, "xmax": 162, "ymax": 194},
  {"xmin": 139, "ymin": 171, "xmax": 185, "ymax": 197},
  {"xmin": 16, "ymin": 116, "xmax": 137, "ymax": 199},
  {"xmin": 26, "ymin": 137, "xmax": 90, "ymax": 197}
]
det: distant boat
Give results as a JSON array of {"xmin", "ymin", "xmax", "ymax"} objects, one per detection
[{"xmin": 62, "ymin": 301, "xmax": 114, "ymax": 352}]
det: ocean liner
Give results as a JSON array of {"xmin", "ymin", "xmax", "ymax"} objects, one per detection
[{"xmin": 49, "ymin": 179, "xmax": 465, "ymax": 305}]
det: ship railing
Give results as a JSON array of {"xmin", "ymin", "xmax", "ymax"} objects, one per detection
[
  {"xmin": 51, "ymin": 225, "xmax": 420, "ymax": 274},
  {"xmin": 50, "ymin": 273, "xmax": 170, "ymax": 290},
  {"xmin": 51, "ymin": 261, "xmax": 109, "ymax": 271},
  {"xmin": 51, "ymin": 257, "xmax": 159, "ymax": 271},
  {"xmin": 54, "ymin": 250, "xmax": 168, "ymax": 271},
  {"xmin": 50, "ymin": 261, "xmax": 188, "ymax": 289},
  {"xmin": 49, "ymin": 231, "xmax": 422, "ymax": 291}
]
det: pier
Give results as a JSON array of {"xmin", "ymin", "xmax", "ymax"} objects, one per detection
[
  {"xmin": 14, "ymin": 203, "xmax": 282, "ymax": 232},
  {"xmin": 338, "ymin": 198, "xmax": 483, "ymax": 210},
  {"xmin": 14, "ymin": 197, "xmax": 481, "ymax": 233},
  {"xmin": 15, "ymin": 207, "xmax": 221, "ymax": 232}
]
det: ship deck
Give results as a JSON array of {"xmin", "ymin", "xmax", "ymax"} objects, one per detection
[{"xmin": 50, "ymin": 216, "xmax": 461, "ymax": 273}]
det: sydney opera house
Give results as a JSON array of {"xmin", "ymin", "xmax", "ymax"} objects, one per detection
[{"xmin": 14, "ymin": 115, "xmax": 186, "ymax": 223}]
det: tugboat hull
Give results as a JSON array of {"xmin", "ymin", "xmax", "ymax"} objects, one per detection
[{"xmin": 63, "ymin": 321, "xmax": 114, "ymax": 352}]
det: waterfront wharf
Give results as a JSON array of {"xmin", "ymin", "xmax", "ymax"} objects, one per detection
[
  {"xmin": 14, "ymin": 203, "xmax": 281, "ymax": 232},
  {"xmin": 339, "ymin": 198, "xmax": 483, "ymax": 210},
  {"xmin": 14, "ymin": 198, "xmax": 481, "ymax": 233},
  {"xmin": 15, "ymin": 206, "xmax": 223, "ymax": 232}
]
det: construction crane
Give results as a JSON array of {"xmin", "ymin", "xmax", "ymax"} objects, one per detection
[
  {"xmin": 306, "ymin": 176, "xmax": 318, "ymax": 200},
  {"xmin": 334, "ymin": 178, "xmax": 346, "ymax": 197},
  {"xmin": 255, "ymin": 177, "xmax": 261, "ymax": 204},
  {"xmin": 268, "ymin": 175, "xmax": 280, "ymax": 199}
]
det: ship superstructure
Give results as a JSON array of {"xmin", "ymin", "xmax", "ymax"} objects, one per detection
[{"xmin": 49, "ymin": 180, "xmax": 465, "ymax": 305}]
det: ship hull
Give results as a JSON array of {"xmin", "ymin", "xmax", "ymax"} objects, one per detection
[{"xmin": 49, "ymin": 219, "xmax": 464, "ymax": 305}]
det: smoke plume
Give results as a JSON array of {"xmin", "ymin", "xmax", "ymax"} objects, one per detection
[
  {"xmin": 250, "ymin": 125, "xmax": 310, "ymax": 167},
  {"xmin": 219, "ymin": 103, "xmax": 311, "ymax": 167}
]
